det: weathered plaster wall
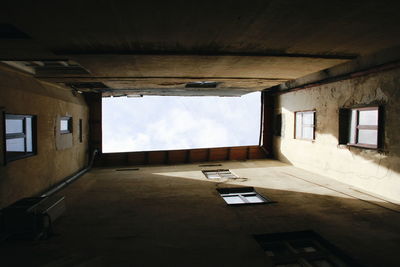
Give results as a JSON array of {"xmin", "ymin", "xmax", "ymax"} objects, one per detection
[
  {"xmin": 0, "ymin": 65, "xmax": 89, "ymax": 208},
  {"xmin": 274, "ymin": 68, "xmax": 400, "ymax": 202}
]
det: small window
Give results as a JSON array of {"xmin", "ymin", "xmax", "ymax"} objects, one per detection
[
  {"xmin": 60, "ymin": 117, "xmax": 72, "ymax": 134},
  {"xmin": 349, "ymin": 107, "xmax": 379, "ymax": 148},
  {"xmin": 5, "ymin": 114, "xmax": 36, "ymax": 162},
  {"xmin": 273, "ymin": 114, "xmax": 282, "ymax": 136},
  {"xmin": 79, "ymin": 119, "xmax": 83, "ymax": 143},
  {"xmin": 295, "ymin": 111, "xmax": 315, "ymax": 140},
  {"xmin": 202, "ymin": 169, "xmax": 237, "ymax": 179},
  {"xmin": 254, "ymin": 231, "xmax": 362, "ymax": 267},
  {"xmin": 217, "ymin": 187, "xmax": 272, "ymax": 205},
  {"xmin": 339, "ymin": 107, "xmax": 380, "ymax": 149}
]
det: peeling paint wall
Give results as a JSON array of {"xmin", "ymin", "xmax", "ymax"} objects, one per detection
[
  {"xmin": 0, "ymin": 65, "xmax": 89, "ymax": 208},
  {"xmin": 274, "ymin": 68, "xmax": 400, "ymax": 202}
]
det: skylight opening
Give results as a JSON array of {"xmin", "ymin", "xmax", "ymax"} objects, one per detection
[
  {"xmin": 185, "ymin": 81, "xmax": 219, "ymax": 88},
  {"xmin": 102, "ymin": 92, "xmax": 261, "ymax": 153},
  {"xmin": 217, "ymin": 187, "xmax": 273, "ymax": 205}
]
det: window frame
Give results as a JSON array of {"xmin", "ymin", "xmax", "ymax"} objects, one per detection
[
  {"xmin": 217, "ymin": 187, "xmax": 273, "ymax": 206},
  {"xmin": 294, "ymin": 110, "xmax": 316, "ymax": 140},
  {"xmin": 202, "ymin": 169, "xmax": 238, "ymax": 179},
  {"xmin": 346, "ymin": 106, "xmax": 380, "ymax": 149},
  {"xmin": 4, "ymin": 113, "xmax": 37, "ymax": 163},
  {"xmin": 60, "ymin": 116, "xmax": 72, "ymax": 134}
]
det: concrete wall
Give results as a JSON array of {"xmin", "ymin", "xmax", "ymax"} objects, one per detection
[
  {"xmin": 0, "ymin": 65, "xmax": 89, "ymax": 208},
  {"xmin": 273, "ymin": 67, "xmax": 400, "ymax": 202},
  {"xmin": 4, "ymin": 159, "xmax": 400, "ymax": 266}
]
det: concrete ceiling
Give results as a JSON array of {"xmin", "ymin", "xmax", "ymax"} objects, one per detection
[{"xmin": 1, "ymin": 0, "xmax": 399, "ymax": 95}]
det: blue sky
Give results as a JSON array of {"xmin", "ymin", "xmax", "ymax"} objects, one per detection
[{"xmin": 102, "ymin": 92, "xmax": 261, "ymax": 152}]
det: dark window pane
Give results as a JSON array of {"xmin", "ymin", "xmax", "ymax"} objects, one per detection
[
  {"xmin": 79, "ymin": 119, "xmax": 83, "ymax": 142},
  {"xmin": 359, "ymin": 110, "xmax": 378, "ymax": 126},
  {"xmin": 358, "ymin": 129, "xmax": 378, "ymax": 145},
  {"xmin": 276, "ymin": 264, "xmax": 302, "ymax": 267},
  {"xmin": 6, "ymin": 118, "xmax": 23, "ymax": 134}
]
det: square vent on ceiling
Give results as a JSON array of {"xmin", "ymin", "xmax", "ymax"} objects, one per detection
[
  {"xmin": 35, "ymin": 61, "xmax": 90, "ymax": 76},
  {"xmin": 185, "ymin": 81, "xmax": 219, "ymax": 88},
  {"xmin": 2, "ymin": 60, "xmax": 90, "ymax": 76},
  {"xmin": 66, "ymin": 82, "xmax": 109, "ymax": 89},
  {"xmin": 0, "ymin": 24, "xmax": 30, "ymax": 39}
]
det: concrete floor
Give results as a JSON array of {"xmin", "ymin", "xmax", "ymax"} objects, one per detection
[{"xmin": 2, "ymin": 159, "xmax": 400, "ymax": 266}]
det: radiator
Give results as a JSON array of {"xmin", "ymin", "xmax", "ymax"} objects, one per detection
[{"xmin": 1, "ymin": 195, "xmax": 66, "ymax": 240}]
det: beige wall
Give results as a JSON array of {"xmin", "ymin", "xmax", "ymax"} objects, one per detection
[
  {"xmin": 274, "ymin": 68, "xmax": 400, "ymax": 202},
  {"xmin": 0, "ymin": 65, "xmax": 89, "ymax": 208}
]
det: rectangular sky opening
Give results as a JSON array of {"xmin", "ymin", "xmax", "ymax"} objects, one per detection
[{"xmin": 102, "ymin": 92, "xmax": 261, "ymax": 153}]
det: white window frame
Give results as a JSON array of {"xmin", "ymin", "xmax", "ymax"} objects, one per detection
[
  {"xmin": 347, "ymin": 107, "xmax": 379, "ymax": 149},
  {"xmin": 294, "ymin": 111, "xmax": 315, "ymax": 140},
  {"xmin": 217, "ymin": 187, "xmax": 272, "ymax": 205},
  {"xmin": 4, "ymin": 114, "xmax": 36, "ymax": 162}
]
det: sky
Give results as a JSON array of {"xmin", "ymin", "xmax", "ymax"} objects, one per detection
[{"xmin": 102, "ymin": 92, "xmax": 261, "ymax": 153}]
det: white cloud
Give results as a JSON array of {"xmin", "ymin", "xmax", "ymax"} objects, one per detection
[{"xmin": 102, "ymin": 92, "xmax": 260, "ymax": 152}]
